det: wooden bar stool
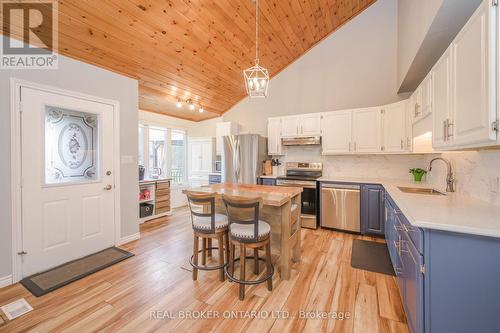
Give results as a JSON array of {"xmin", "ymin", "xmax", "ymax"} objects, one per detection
[
  {"xmin": 186, "ymin": 191, "xmax": 229, "ymax": 282},
  {"xmin": 222, "ymin": 195, "xmax": 274, "ymax": 300}
]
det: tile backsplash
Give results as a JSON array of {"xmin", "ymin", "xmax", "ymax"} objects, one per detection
[
  {"xmin": 274, "ymin": 147, "xmax": 500, "ymax": 206},
  {"xmin": 426, "ymin": 150, "xmax": 500, "ymax": 206}
]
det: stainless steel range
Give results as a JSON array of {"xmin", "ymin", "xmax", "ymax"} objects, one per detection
[{"xmin": 276, "ymin": 162, "xmax": 322, "ymax": 229}]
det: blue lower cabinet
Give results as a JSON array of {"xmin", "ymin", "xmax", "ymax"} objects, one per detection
[
  {"xmin": 361, "ymin": 184, "xmax": 385, "ymax": 236},
  {"xmin": 385, "ymin": 194, "xmax": 500, "ymax": 333},
  {"xmin": 260, "ymin": 178, "xmax": 276, "ymax": 186},
  {"xmin": 401, "ymin": 229, "xmax": 424, "ymax": 333}
]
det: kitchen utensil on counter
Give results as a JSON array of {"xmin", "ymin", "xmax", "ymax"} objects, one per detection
[
  {"xmin": 262, "ymin": 160, "xmax": 272, "ymax": 175},
  {"xmin": 139, "ymin": 165, "xmax": 145, "ymax": 180}
]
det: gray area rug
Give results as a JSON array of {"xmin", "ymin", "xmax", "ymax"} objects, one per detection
[
  {"xmin": 351, "ymin": 239, "xmax": 395, "ymax": 276},
  {"xmin": 20, "ymin": 247, "xmax": 134, "ymax": 297}
]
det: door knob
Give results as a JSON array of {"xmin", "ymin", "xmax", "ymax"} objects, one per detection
[{"xmin": 104, "ymin": 184, "xmax": 113, "ymax": 190}]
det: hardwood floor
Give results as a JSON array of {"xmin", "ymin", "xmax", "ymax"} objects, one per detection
[{"xmin": 0, "ymin": 207, "xmax": 408, "ymax": 333}]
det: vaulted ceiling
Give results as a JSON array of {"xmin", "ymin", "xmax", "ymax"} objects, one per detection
[{"xmin": 5, "ymin": 0, "xmax": 376, "ymax": 121}]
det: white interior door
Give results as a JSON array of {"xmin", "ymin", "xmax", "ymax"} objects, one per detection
[{"xmin": 20, "ymin": 86, "xmax": 115, "ymax": 277}]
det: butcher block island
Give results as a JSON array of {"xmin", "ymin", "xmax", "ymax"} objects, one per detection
[{"xmin": 183, "ymin": 183, "xmax": 303, "ymax": 280}]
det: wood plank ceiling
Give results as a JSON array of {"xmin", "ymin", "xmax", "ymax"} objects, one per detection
[{"xmin": 5, "ymin": 0, "xmax": 376, "ymax": 121}]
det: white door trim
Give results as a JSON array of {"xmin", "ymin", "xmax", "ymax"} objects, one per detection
[{"xmin": 10, "ymin": 78, "xmax": 122, "ymax": 283}]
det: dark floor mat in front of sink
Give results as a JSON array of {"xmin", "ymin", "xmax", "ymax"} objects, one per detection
[{"xmin": 351, "ymin": 239, "xmax": 395, "ymax": 276}]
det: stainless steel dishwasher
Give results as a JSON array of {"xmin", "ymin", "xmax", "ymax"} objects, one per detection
[{"xmin": 320, "ymin": 183, "xmax": 360, "ymax": 232}]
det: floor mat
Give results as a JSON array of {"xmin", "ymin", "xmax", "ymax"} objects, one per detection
[
  {"xmin": 20, "ymin": 247, "xmax": 134, "ymax": 297},
  {"xmin": 350, "ymin": 239, "xmax": 395, "ymax": 275}
]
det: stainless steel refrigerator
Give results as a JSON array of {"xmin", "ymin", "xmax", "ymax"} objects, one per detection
[{"xmin": 222, "ymin": 134, "xmax": 268, "ymax": 184}]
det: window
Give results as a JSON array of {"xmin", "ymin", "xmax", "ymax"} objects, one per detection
[
  {"xmin": 170, "ymin": 130, "xmax": 186, "ymax": 185},
  {"xmin": 138, "ymin": 126, "xmax": 145, "ymax": 167},
  {"xmin": 148, "ymin": 128, "xmax": 168, "ymax": 179},
  {"xmin": 138, "ymin": 124, "xmax": 187, "ymax": 186},
  {"xmin": 45, "ymin": 106, "xmax": 99, "ymax": 185}
]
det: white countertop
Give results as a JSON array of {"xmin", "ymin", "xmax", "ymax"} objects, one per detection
[{"xmin": 318, "ymin": 177, "xmax": 500, "ymax": 239}]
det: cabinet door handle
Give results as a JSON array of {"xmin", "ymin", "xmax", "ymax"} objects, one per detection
[
  {"xmin": 443, "ymin": 120, "xmax": 448, "ymax": 141},
  {"xmin": 400, "ymin": 139, "xmax": 404, "ymax": 149},
  {"xmin": 447, "ymin": 121, "xmax": 454, "ymax": 139}
]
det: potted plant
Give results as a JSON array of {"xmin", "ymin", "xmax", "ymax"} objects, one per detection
[{"xmin": 409, "ymin": 168, "xmax": 427, "ymax": 182}]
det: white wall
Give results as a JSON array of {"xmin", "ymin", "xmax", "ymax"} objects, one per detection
[
  {"xmin": 139, "ymin": 110, "xmax": 221, "ymax": 137},
  {"xmin": 397, "ymin": 0, "xmax": 482, "ymax": 92},
  {"xmin": 397, "ymin": 0, "xmax": 443, "ymax": 88},
  {"xmin": 223, "ymin": 0, "xmax": 402, "ymax": 135},
  {"xmin": 0, "ymin": 36, "xmax": 139, "ymax": 279}
]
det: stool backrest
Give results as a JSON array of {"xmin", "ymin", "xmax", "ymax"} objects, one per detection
[
  {"xmin": 186, "ymin": 191, "xmax": 216, "ymax": 233},
  {"xmin": 222, "ymin": 195, "xmax": 262, "ymax": 241}
]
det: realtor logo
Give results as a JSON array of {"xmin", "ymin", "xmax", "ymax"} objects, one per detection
[{"xmin": 1, "ymin": 0, "xmax": 58, "ymax": 69}]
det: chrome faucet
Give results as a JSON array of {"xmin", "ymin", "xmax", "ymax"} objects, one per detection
[{"xmin": 428, "ymin": 157, "xmax": 455, "ymax": 192}]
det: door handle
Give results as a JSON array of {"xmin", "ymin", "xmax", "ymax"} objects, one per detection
[{"xmin": 104, "ymin": 184, "xmax": 113, "ymax": 190}]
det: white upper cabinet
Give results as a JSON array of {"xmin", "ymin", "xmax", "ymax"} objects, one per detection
[
  {"xmin": 280, "ymin": 116, "xmax": 301, "ymax": 137},
  {"xmin": 300, "ymin": 113, "xmax": 321, "ymax": 136},
  {"xmin": 216, "ymin": 121, "xmax": 239, "ymax": 155},
  {"xmin": 432, "ymin": 48, "xmax": 452, "ymax": 149},
  {"xmin": 383, "ymin": 101, "xmax": 407, "ymax": 153},
  {"xmin": 411, "ymin": 73, "xmax": 432, "ymax": 124},
  {"xmin": 352, "ymin": 107, "xmax": 382, "ymax": 153},
  {"xmin": 280, "ymin": 114, "xmax": 321, "ymax": 137},
  {"xmin": 267, "ymin": 117, "xmax": 283, "ymax": 155},
  {"xmin": 429, "ymin": 0, "xmax": 498, "ymax": 150},
  {"xmin": 451, "ymin": 0, "xmax": 497, "ymax": 147},
  {"xmin": 321, "ymin": 111, "xmax": 352, "ymax": 155},
  {"xmin": 410, "ymin": 85, "xmax": 422, "ymax": 123},
  {"xmin": 405, "ymin": 101, "xmax": 413, "ymax": 151},
  {"xmin": 420, "ymin": 74, "xmax": 433, "ymax": 118}
]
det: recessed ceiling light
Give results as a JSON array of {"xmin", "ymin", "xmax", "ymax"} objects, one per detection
[
  {"xmin": 176, "ymin": 100, "xmax": 182, "ymax": 108},
  {"xmin": 188, "ymin": 100, "xmax": 195, "ymax": 110},
  {"xmin": 198, "ymin": 107, "xmax": 204, "ymax": 113}
]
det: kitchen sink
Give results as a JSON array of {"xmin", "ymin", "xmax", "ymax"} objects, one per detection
[{"xmin": 397, "ymin": 186, "xmax": 446, "ymax": 196}]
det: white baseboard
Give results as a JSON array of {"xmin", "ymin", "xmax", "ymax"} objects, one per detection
[
  {"xmin": 116, "ymin": 232, "xmax": 140, "ymax": 246},
  {"xmin": 0, "ymin": 275, "xmax": 13, "ymax": 289}
]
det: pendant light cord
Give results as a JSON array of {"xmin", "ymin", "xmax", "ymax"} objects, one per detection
[{"xmin": 255, "ymin": 0, "xmax": 259, "ymax": 63}]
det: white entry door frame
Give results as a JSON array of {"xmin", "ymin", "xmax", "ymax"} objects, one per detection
[{"xmin": 10, "ymin": 78, "xmax": 122, "ymax": 283}]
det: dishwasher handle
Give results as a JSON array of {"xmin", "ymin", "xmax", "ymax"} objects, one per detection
[{"xmin": 321, "ymin": 183, "xmax": 360, "ymax": 190}]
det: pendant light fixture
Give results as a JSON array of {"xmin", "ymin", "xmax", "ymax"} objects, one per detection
[{"xmin": 243, "ymin": 0, "xmax": 269, "ymax": 98}]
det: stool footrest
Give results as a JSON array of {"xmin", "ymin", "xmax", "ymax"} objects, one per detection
[
  {"xmin": 224, "ymin": 255, "xmax": 274, "ymax": 285},
  {"xmin": 190, "ymin": 246, "xmax": 227, "ymax": 271}
]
